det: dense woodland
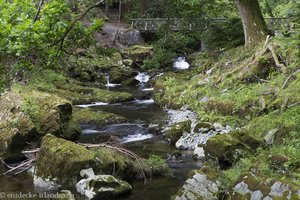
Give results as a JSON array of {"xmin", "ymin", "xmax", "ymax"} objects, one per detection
[{"xmin": 0, "ymin": 0, "xmax": 300, "ymax": 200}]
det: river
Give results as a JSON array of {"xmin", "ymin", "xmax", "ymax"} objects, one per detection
[{"xmin": 0, "ymin": 74, "xmax": 201, "ymax": 200}]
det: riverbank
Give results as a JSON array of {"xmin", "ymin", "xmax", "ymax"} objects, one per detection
[{"xmin": 154, "ymin": 37, "xmax": 300, "ymax": 199}]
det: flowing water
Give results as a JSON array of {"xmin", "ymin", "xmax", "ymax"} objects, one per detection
[{"xmin": 0, "ymin": 72, "xmax": 201, "ymax": 200}]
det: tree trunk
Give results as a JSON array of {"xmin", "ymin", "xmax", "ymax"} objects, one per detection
[{"xmin": 236, "ymin": 0, "xmax": 269, "ymax": 47}]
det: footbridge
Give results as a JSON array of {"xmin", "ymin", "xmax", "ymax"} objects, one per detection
[{"xmin": 130, "ymin": 17, "xmax": 294, "ymax": 32}]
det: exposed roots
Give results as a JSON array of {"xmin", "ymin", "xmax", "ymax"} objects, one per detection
[
  {"xmin": 0, "ymin": 157, "xmax": 36, "ymax": 175},
  {"xmin": 282, "ymin": 69, "xmax": 300, "ymax": 89},
  {"xmin": 267, "ymin": 44, "xmax": 287, "ymax": 74}
]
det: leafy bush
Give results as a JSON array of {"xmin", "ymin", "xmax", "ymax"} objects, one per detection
[
  {"xmin": 143, "ymin": 29, "xmax": 202, "ymax": 69},
  {"xmin": 0, "ymin": 0, "xmax": 103, "ymax": 71}
]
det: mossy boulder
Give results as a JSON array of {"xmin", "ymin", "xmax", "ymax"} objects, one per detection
[
  {"xmin": 76, "ymin": 168, "xmax": 132, "ymax": 200},
  {"xmin": 24, "ymin": 69, "xmax": 134, "ymax": 104},
  {"xmin": 73, "ymin": 107, "xmax": 126, "ymax": 125},
  {"xmin": 117, "ymin": 29, "xmax": 145, "ymax": 46},
  {"xmin": 228, "ymin": 172, "xmax": 300, "ymax": 200},
  {"xmin": 0, "ymin": 90, "xmax": 81, "ymax": 161},
  {"xmin": 166, "ymin": 120, "xmax": 191, "ymax": 144},
  {"xmin": 35, "ymin": 134, "xmax": 159, "ymax": 190},
  {"xmin": 193, "ymin": 122, "xmax": 213, "ymax": 133},
  {"xmin": 175, "ymin": 165, "xmax": 222, "ymax": 200},
  {"xmin": 204, "ymin": 131, "xmax": 262, "ymax": 164},
  {"xmin": 0, "ymin": 93, "xmax": 37, "ymax": 160},
  {"xmin": 20, "ymin": 90, "xmax": 80, "ymax": 141},
  {"xmin": 49, "ymin": 83, "xmax": 134, "ymax": 104},
  {"xmin": 122, "ymin": 45, "xmax": 153, "ymax": 64},
  {"xmin": 67, "ymin": 55, "xmax": 120, "ymax": 82},
  {"xmin": 35, "ymin": 134, "xmax": 97, "ymax": 189},
  {"xmin": 108, "ymin": 68, "xmax": 137, "ymax": 85}
]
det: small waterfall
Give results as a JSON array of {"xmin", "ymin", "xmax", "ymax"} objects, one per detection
[
  {"xmin": 135, "ymin": 72, "xmax": 154, "ymax": 93},
  {"xmin": 75, "ymin": 102, "xmax": 109, "ymax": 108},
  {"xmin": 104, "ymin": 73, "xmax": 121, "ymax": 87},
  {"xmin": 135, "ymin": 72, "xmax": 150, "ymax": 83},
  {"xmin": 173, "ymin": 57, "xmax": 190, "ymax": 70}
]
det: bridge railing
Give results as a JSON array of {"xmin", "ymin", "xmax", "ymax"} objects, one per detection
[{"xmin": 130, "ymin": 17, "xmax": 295, "ymax": 32}]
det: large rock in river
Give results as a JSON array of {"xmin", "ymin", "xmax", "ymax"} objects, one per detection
[
  {"xmin": 122, "ymin": 45, "xmax": 153, "ymax": 64},
  {"xmin": 35, "ymin": 134, "xmax": 100, "ymax": 189},
  {"xmin": 204, "ymin": 131, "xmax": 261, "ymax": 164},
  {"xmin": 0, "ymin": 91, "xmax": 80, "ymax": 160},
  {"xmin": 165, "ymin": 120, "xmax": 191, "ymax": 144},
  {"xmin": 20, "ymin": 90, "xmax": 81, "ymax": 141},
  {"xmin": 76, "ymin": 168, "xmax": 132, "ymax": 200},
  {"xmin": 35, "ymin": 134, "xmax": 153, "ymax": 190},
  {"xmin": 0, "ymin": 93, "xmax": 36, "ymax": 160},
  {"xmin": 175, "ymin": 165, "xmax": 222, "ymax": 200},
  {"xmin": 117, "ymin": 29, "xmax": 145, "ymax": 46}
]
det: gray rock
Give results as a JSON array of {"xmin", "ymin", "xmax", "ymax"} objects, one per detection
[
  {"xmin": 117, "ymin": 29, "xmax": 144, "ymax": 46},
  {"xmin": 231, "ymin": 172, "xmax": 300, "ymax": 200},
  {"xmin": 194, "ymin": 147, "xmax": 205, "ymax": 158},
  {"xmin": 264, "ymin": 129, "xmax": 279, "ymax": 145},
  {"xmin": 269, "ymin": 182, "xmax": 291, "ymax": 198},
  {"xmin": 251, "ymin": 190, "xmax": 263, "ymax": 200},
  {"xmin": 76, "ymin": 168, "xmax": 132, "ymax": 200},
  {"xmin": 175, "ymin": 166, "xmax": 221, "ymax": 200},
  {"xmin": 234, "ymin": 181, "xmax": 251, "ymax": 195},
  {"xmin": 213, "ymin": 122, "xmax": 225, "ymax": 131}
]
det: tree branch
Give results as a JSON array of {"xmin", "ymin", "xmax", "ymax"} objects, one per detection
[
  {"xmin": 51, "ymin": 0, "xmax": 104, "ymax": 50},
  {"xmin": 34, "ymin": 0, "xmax": 45, "ymax": 22},
  {"xmin": 282, "ymin": 69, "xmax": 300, "ymax": 89}
]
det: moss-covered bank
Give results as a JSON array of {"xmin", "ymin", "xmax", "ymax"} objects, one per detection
[{"xmin": 154, "ymin": 37, "xmax": 300, "ymax": 191}]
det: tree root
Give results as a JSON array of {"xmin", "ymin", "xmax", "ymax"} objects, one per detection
[
  {"xmin": 1, "ymin": 158, "xmax": 36, "ymax": 175},
  {"xmin": 282, "ymin": 69, "xmax": 300, "ymax": 89},
  {"xmin": 267, "ymin": 44, "xmax": 287, "ymax": 74}
]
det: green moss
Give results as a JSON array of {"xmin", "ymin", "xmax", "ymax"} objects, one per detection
[
  {"xmin": 36, "ymin": 134, "xmax": 96, "ymax": 187},
  {"xmin": 166, "ymin": 120, "xmax": 191, "ymax": 144},
  {"xmin": 146, "ymin": 155, "xmax": 169, "ymax": 176},
  {"xmin": 17, "ymin": 69, "xmax": 134, "ymax": 104},
  {"xmin": 73, "ymin": 107, "xmax": 126, "ymax": 124}
]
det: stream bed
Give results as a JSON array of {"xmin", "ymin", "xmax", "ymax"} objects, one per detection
[{"xmin": 0, "ymin": 76, "xmax": 202, "ymax": 200}]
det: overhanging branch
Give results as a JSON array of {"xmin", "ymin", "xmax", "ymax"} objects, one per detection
[{"xmin": 51, "ymin": 0, "xmax": 104, "ymax": 51}]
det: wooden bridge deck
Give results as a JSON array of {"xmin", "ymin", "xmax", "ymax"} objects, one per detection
[{"xmin": 130, "ymin": 17, "xmax": 294, "ymax": 32}]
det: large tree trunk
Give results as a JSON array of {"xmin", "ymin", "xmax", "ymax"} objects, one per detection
[{"xmin": 236, "ymin": 0, "xmax": 270, "ymax": 47}]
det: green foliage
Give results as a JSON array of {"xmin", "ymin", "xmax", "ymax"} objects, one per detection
[
  {"xmin": 140, "ymin": 0, "xmax": 238, "ymax": 69},
  {"xmin": 146, "ymin": 155, "xmax": 169, "ymax": 175},
  {"xmin": 202, "ymin": 18, "xmax": 244, "ymax": 50},
  {"xmin": 143, "ymin": 31, "xmax": 202, "ymax": 69},
  {"xmin": 0, "ymin": 0, "xmax": 103, "ymax": 72}
]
